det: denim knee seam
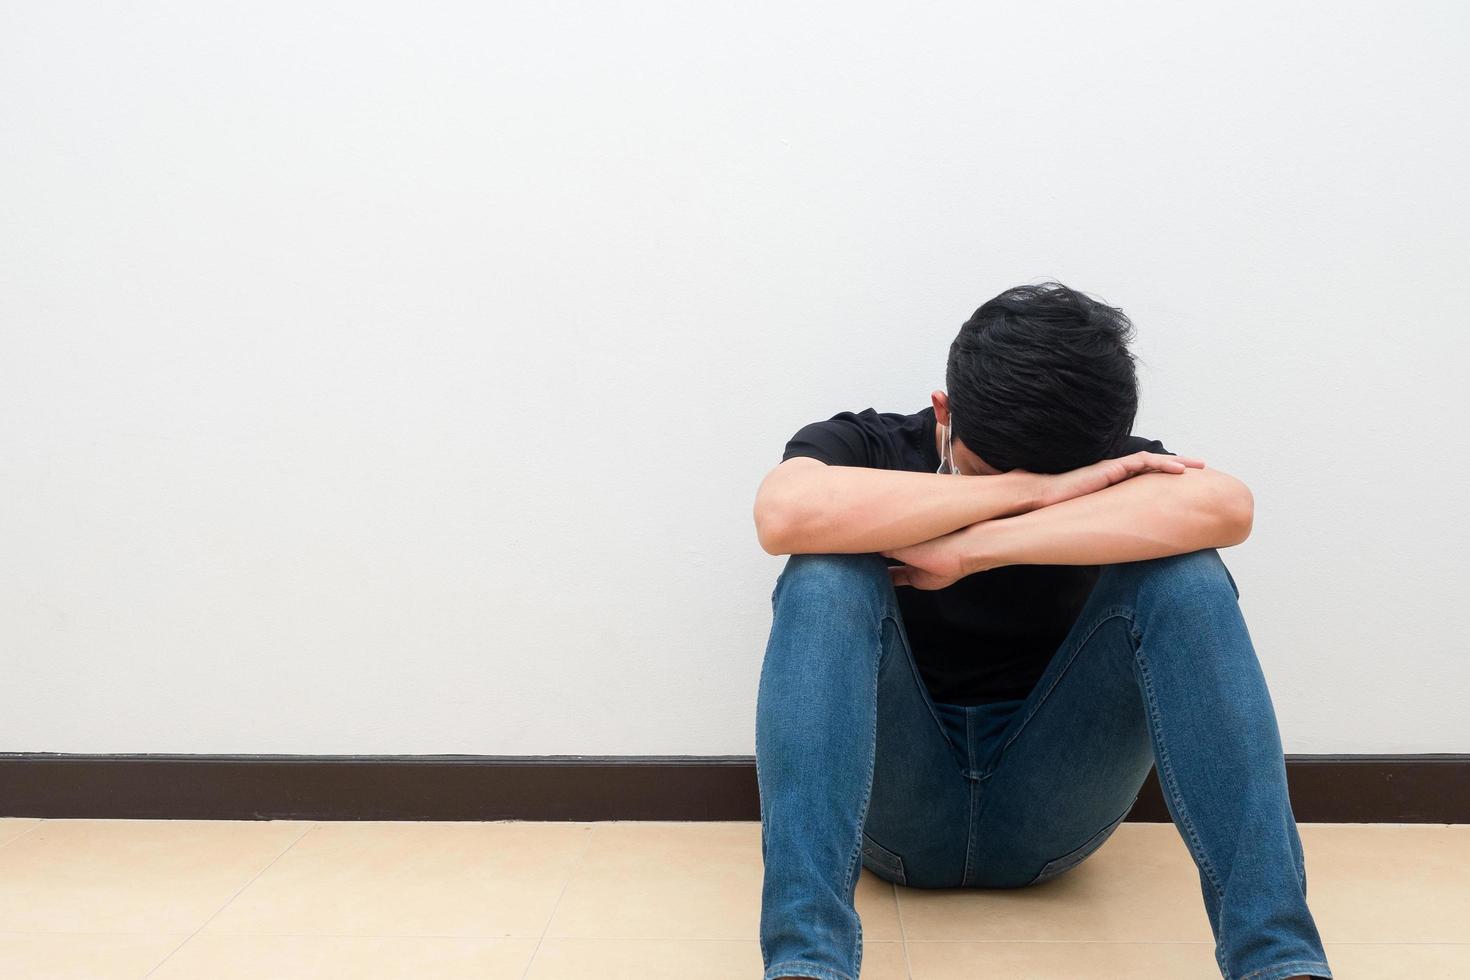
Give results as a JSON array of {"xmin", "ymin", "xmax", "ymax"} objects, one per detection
[
  {"xmin": 1128, "ymin": 617, "xmax": 1232, "ymax": 980},
  {"xmin": 1131, "ymin": 624, "xmax": 1227, "ymax": 911},
  {"xmin": 833, "ymin": 614, "xmax": 882, "ymax": 973}
]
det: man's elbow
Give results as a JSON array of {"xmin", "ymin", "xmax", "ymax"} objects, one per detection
[
  {"xmin": 755, "ymin": 506, "xmax": 794, "ymax": 555},
  {"xmin": 754, "ymin": 487, "xmax": 806, "ymax": 555},
  {"xmin": 1216, "ymin": 475, "xmax": 1254, "ymax": 546}
]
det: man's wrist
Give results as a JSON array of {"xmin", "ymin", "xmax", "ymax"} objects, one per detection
[
  {"xmin": 959, "ymin": 519, "xmax": 1005, "ymax": 576},
  {"xmin": 1001, "ymin": 470, "xmax": 1048, "ymax": 514}
]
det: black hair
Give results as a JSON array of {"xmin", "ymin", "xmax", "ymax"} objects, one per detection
[{"xmin": 945, "ymin": 281, "xmax": 1140, "ymax": 474}]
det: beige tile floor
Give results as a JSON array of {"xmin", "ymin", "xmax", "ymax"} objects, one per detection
[{"xmin": 0, "ymin": 817, "xmax": 1464, "ymax": 978}]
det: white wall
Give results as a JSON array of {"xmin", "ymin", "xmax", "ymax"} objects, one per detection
[{"xmin": 3, "ymin": 1, "xmax": 1466, "ymax": 756}]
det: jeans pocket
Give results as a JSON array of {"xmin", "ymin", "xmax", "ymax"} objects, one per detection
[
  {"xmin": 1027, "ymin": 800, "xmax": 1132, "ymax": 886},
  {"xmin": 860, "ymin": 832, "xmax": 907, "ymax": 885}
]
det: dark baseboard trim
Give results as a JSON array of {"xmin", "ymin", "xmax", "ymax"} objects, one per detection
[{"xmin": 1, "ymin": 754, "xmax": 1464, "ymax": 823}]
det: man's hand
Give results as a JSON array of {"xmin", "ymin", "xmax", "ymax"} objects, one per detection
[
  {"xmin": 880, "ymin": 525, "xmax": 979, "ymax": 591},
  {"xmin": 1026, "ymin": 451, "xmax": 1205, "ymax": 509}
]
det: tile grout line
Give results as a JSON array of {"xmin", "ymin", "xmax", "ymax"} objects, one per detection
[
  {"xmin": 140, "ymin": 820, "xmax": 321, "ymax": 979},
  {"xmin": 892, "ymin": 883, "xmax": 914, "ymax": 980},
  {"xmin": 518, "ymin": 822, "xmax": 598, "ymax": 980},
  {"xmin": 0, "ymin": 819, "xmax": 49, "ymax": 852}
]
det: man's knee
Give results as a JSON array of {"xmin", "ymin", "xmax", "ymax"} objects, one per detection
[
  {"xmin": 773, "ymin": 552, "xmax": 893, "ymax": 608},
  {"xmin": 1102, "ymin": 548, "xmax": 1241, "ymax": 603}
]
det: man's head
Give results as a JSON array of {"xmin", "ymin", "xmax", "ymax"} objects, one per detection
[{"xmin": 933, "ymin": 281, "xmax": 1141, "ymax": 475}]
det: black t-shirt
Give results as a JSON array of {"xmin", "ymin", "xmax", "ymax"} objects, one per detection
[{"xmin": 779, "ymin": 405, "xmax": 1172, "ymax": 707}]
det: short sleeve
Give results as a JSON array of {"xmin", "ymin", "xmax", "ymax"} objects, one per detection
[
  {"xmin": 1113, "ymin": 434, "xmax": 1174, "ymax": 457},
  {"xmin": 780, "ymin": 410, "xmax": 885, "ymax": 468}
]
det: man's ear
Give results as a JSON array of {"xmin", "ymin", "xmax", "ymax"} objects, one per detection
[{"xmin": 931, "ymin": 388, "xmax": 949, "ymax": 425}]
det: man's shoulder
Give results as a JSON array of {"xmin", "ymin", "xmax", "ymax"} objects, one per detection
[{"xmin": 780, "ymin": 405, "xmax": 930, "ymax": 469}]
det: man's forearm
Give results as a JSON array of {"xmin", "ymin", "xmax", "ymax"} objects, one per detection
[
  {"xmin": 962, "ymin": 466, "xmax": 1253, "ymax": 571},
  {"xmin": 762, "ymin": 465, "xmax": 1040, "ymax": 555}
]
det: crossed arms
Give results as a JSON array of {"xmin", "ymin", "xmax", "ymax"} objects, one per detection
[{"xmin": 752, "ymin": 454, "xmax": 1253, "ymax": 589}]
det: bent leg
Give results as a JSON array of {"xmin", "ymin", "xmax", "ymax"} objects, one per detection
[
  {"xmin": 755, "ymin": 552, "xmax": 967, "ymax": 980},
  {"xmin": 1108, "ymin": 550, "xmax": 1328, "ymax": 980},
  {"xmin": 969, "ymin": 549, "xmax": 1332, "ymax": 980}
]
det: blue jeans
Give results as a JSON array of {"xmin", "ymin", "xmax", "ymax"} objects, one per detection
[{"xmin": 755, "ymin": 549, "xmax": 1332, "ymax": 980}]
